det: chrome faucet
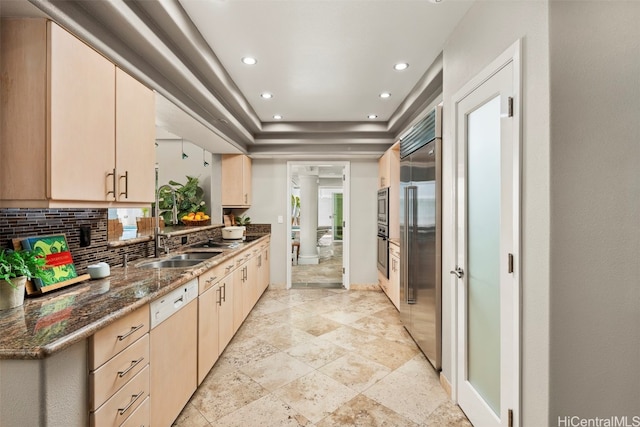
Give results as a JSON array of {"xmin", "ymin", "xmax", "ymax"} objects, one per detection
[
  {"xmin": 170, "ymin": 190, "xmax": 178, "ymax": 225},
  {"xmin": 155, "ymin": 183, "xmax": 178, "ymax": 257}
]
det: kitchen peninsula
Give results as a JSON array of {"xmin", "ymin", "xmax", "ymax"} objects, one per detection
[{"xmin": 0, "ymin": 231, "xmax": 271, "ymax": 427}]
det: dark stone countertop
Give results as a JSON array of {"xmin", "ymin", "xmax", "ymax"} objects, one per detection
[{"xmin": 0, "ymin": 234, "xmax": 270, "ymax": 360}]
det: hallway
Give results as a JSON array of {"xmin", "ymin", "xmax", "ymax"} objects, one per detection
[{"xmin": 173, "ymin": 288, "xmax": 471, "ymax": 426}]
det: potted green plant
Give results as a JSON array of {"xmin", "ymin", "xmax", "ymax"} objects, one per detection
[
  {"xmin": 0, "ymin": 248, "xmax": 46, "ymax": 310},
  {"xmin": 234, "ymin": 214, "xmax": 251, "ymax": 226},
  {"xmin": 157, "ymin": 176, "xmax": 208, "ymax": 225},
  {"xmin": 234, "ymin": 214, "xmax": 251, "ymax": 240}
]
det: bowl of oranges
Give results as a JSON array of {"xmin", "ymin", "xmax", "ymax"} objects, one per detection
[{"xmin": 181, "ymin": 211, "xmax": 211, "ymax": 226}]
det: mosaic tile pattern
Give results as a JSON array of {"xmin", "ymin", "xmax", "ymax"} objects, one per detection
[
  {"xmin": 0, "ymin": 209, "xmax": 271, "ymax": 274},
  {"xmin": 173, "ymin": 288, "xmax": 472, "ymax": 427}
]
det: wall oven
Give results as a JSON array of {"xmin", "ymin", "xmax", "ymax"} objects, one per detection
[
  {"xmin": 377, "ymin": 224, "xmax": 389, "ymax": 278},
  {"xmin": 377, "ymin": 187, "xmax": 389, "ymax": 225}
]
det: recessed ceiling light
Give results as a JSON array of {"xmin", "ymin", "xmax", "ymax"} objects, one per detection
[
  {"xmin": 368, "ymin": 114, "xmax": 378, "ymax": 120},
  {"xmin": 241, "ymin": 56, "xmax": 257, "ymax": 65},
  {"xmin": 260, "ymin": 92, "xmax": 273, "ymax": 99},
  {"xmin": 273, "ymin": 114, "xmax": 283, "ymax": 120},
  {"xmin": 380, "ymin": 92, "xmax": 391, "ymax": 99},
  {"xmin": 393, "ymin": 62, "xmax": 409, "ymax": 71}
]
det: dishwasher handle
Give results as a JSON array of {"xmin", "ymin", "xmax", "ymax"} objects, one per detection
[{"xmin": 173, "ymin": 295, "xmax": 184, "ymax": 309}]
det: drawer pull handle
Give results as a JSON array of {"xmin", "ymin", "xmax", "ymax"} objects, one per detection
[
  {"xmin": 118, "ymin": 357, "xmax": 144, "ymax": 378},
  {"xmin": 216, "ymin": 287, "xmax": 222, "ymax": 306},
  {"xmin": 222, "ymin": 283, "xmax": 226, "ymax": 302},
  {"xmin": 118, "ymin": 390, "xmax": 144, "ymax": 415},
  {"xmin": 117, "ymin": 324, "xmax": 144, "ymax": 341}
]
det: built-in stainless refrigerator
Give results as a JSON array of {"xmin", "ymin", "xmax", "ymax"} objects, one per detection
[{"xmin": 399, "ymin": 106, "xmax": 442, "ymax": 370}]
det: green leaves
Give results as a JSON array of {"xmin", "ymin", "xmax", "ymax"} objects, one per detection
[
  {"xmin": 235, "ymin": 215, "xmax": 251, "ymax": 225},
  {"xmin": 157, "ymin": 176, "xmax": 208, "ymax": 225},
  {"xmin": 0, "ymin": 248, "xmax": 47, "ymax": 287}
]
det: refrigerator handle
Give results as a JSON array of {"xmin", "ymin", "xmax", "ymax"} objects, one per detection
[
  {"xmin": 406, "ymin": 185, "xmax": 418, "ymax": 304},
  {"xmin": 403, "ymin": 186, "xmax": 410, "ymax": 304}
]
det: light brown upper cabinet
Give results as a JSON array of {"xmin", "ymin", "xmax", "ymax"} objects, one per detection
[
  {"xmin": 115, "ymin": 68, "xmax": 155, "ymax": 203},
  {"xmin": 0, "ymin": 19, "xmax": 155, "ymax": 207},
  {"xmin": 221, "ymin": 154, "xmax": 252, "ymax": 208},
  {"xmin": 378, "ymin": 142, "xmax": 400, "ymax": 238},
  {"xmin": 378, "ymin": 143, "xmax": 400, "ymax": 190}
]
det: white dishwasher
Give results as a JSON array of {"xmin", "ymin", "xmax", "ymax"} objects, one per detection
[{"xmin": 150, "ymin": 279, "xmax": 198, "ymax": 427}]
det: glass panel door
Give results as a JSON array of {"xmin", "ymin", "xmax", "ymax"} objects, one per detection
[{"xmin": 467, "ymin": 95, "xmax": 501, "ymax": 414}]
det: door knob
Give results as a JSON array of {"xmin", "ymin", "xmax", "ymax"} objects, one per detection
[{"xmin": 450, "ymin": 267, "xmax": 464, "ymax": 279}]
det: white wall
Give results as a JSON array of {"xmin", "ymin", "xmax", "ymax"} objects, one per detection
[
  {"xmin": 548, "ymin": 1, "xmax": 640, "ymax": 420},
  {"xmin": 249, "ymin": 158, "xmax": 378, "ymax": 286},
  {"xmin": 442, "ymin": 1, "xmax": 550, "ymax": 425},
  {"xmin": 155, "ymin": 140, "xmax": 216, "ymax": 220}
]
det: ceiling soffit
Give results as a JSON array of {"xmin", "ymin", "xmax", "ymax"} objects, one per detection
[{"xmin": 27, "ymin": 0, "xmax": 443, "ymax": 157}]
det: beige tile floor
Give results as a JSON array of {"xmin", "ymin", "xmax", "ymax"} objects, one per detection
[
  {"xmin": 173, "ymin": 288, "xmax": 472, "ymax": 427},
  {"xmin": 292, "ymin": 241, "xmax": 343, "ymax": 286}
]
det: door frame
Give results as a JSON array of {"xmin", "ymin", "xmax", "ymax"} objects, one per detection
[
  {"xmin": 286, "ymin": 161, "xmax": 350, "ymax": 290},
  {"xmin": 449, "ymin": 39, "xmax": 522, "ymax": 425}
]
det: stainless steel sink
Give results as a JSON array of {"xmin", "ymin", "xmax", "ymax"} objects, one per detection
[
  {"xmin": 138, "ymin": 259, "xmax": 203, "ymax": 269},
  {"xmin": 169, "ymin": 252, "xmax": 223, "ymax": 261}
]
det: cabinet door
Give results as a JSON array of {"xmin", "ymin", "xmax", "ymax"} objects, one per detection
[
  {"xmin": 262, "ymin": 243, "xmax": 270, "ymax": 293},
  {"xmin": 48, "ymin": 22, "xmax": 116, "ymax": 201},
  {"xmin": 389, "ymin": 253, "xmax": 400, "ymax": 310},
  {"xmin": 242, "ymin": 154, "xmax": 252, "ymax": 206},
  {"xmin": 248, "ymin": 252, "xmax": 258, "ymax": 308},
  {"xmin": 0, "ymin": 19, "xmax": 47, "ymax": 201},
  {"xmin": 378, "ymin": 150, "xmax": 389, "ymax": 188},
  {"xmin": 221, "ymin": 154, "xmax": 252, "ymax": 207},
  {"xmin": 115, "ymin": 68, "xmax": 155, "ymax": 203},
  {"xmin": 198, "ymin": 284, "xmax": 220, "ymax": 385},
  {"xmin": 232, "ymin": 267, "xmax": 244, "ymax": 333},
  {"xmin": 240, "ymin": 261, "xmax": 253, "ymax": 320},
  {"xmin": 218, "ymin": 273, "xmax": 234, "ymax": 350}
]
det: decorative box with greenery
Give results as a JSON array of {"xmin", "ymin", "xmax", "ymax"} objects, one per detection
[{"xmin": 0, "ymin": 248, "xmax": 47, "ymax": 310}]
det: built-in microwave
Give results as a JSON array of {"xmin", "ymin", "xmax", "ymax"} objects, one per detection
[{"xmin": 377, "ymin": 187, "xmax": 389, "ymax": 226}]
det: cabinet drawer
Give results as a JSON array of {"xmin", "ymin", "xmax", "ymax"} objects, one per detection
[
  {"xmin": 89, "ymin": 305, "xmax": 150, "ymax": 369},
  {"xmin": 220, "ymin": 257, "xmax": 236, "ymax": 277},
  {"xmin": 199, "ymin": 265, "xmax": 221, "ymax": 294},
  {"xmin": 91, "ymin": 365, "xmax": 149, "ymax": 427},
  {"xmin": 120, "ymin": 396, "xmax": 149, "ymax": 427},
  {"xmin": 89, "ymin": 334, "xmax": 149, "ymax": 410}
]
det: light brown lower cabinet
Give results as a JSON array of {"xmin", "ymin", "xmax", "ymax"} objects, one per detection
[
  {"xmin": 380, "ymin": 242, "xmax": 400, "ymax": 310},
  {"xmin": 88, "ymin": 305, "xmax": 150, "ymax": 427},
  {"xmin": 233, "ymin": 265, "xmax": 244, "ymax": 334},
  {"xmin": 218, "ymin": 272, "xmax": 235, "ymax": 350},
  {"xmin": 90, "ymin": 365, "xmax": 149, "ymax": 427},
  {"xmin": 119, "ymin": 396, "xmax": 150, "ymax": 427},
  {"xmin": 198, "ymin": 282, "xmax": 221, "ymax": 385},
  {"xmin": 388, "ymin": 243, "xmax": 400, "ymax": 310}
]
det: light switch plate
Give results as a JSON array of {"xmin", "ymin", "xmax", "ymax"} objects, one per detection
[{"xmin": 277, "ymin": 215, "xmax": 283, "ymax": 224}]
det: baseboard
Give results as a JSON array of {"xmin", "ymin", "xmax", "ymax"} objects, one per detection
[
  {"xmin": 439, "ymin": 372, "xmax": 452, "ymax": 398},
  {"xmin": 349, "ymin": 283, "xmax": 383, "ymax": 291},
  {"xmin": 268, "ymin": 282, "xmax": 382, "ymax": 291}
]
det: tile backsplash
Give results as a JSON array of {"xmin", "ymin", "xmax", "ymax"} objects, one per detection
[
  {"xmin": 0, "ymin": 209, "xmax": 272, "ymax": 276},
  {"xmin": 0, "ymin": 209, "xmax": 153, "ymax": 273}
]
